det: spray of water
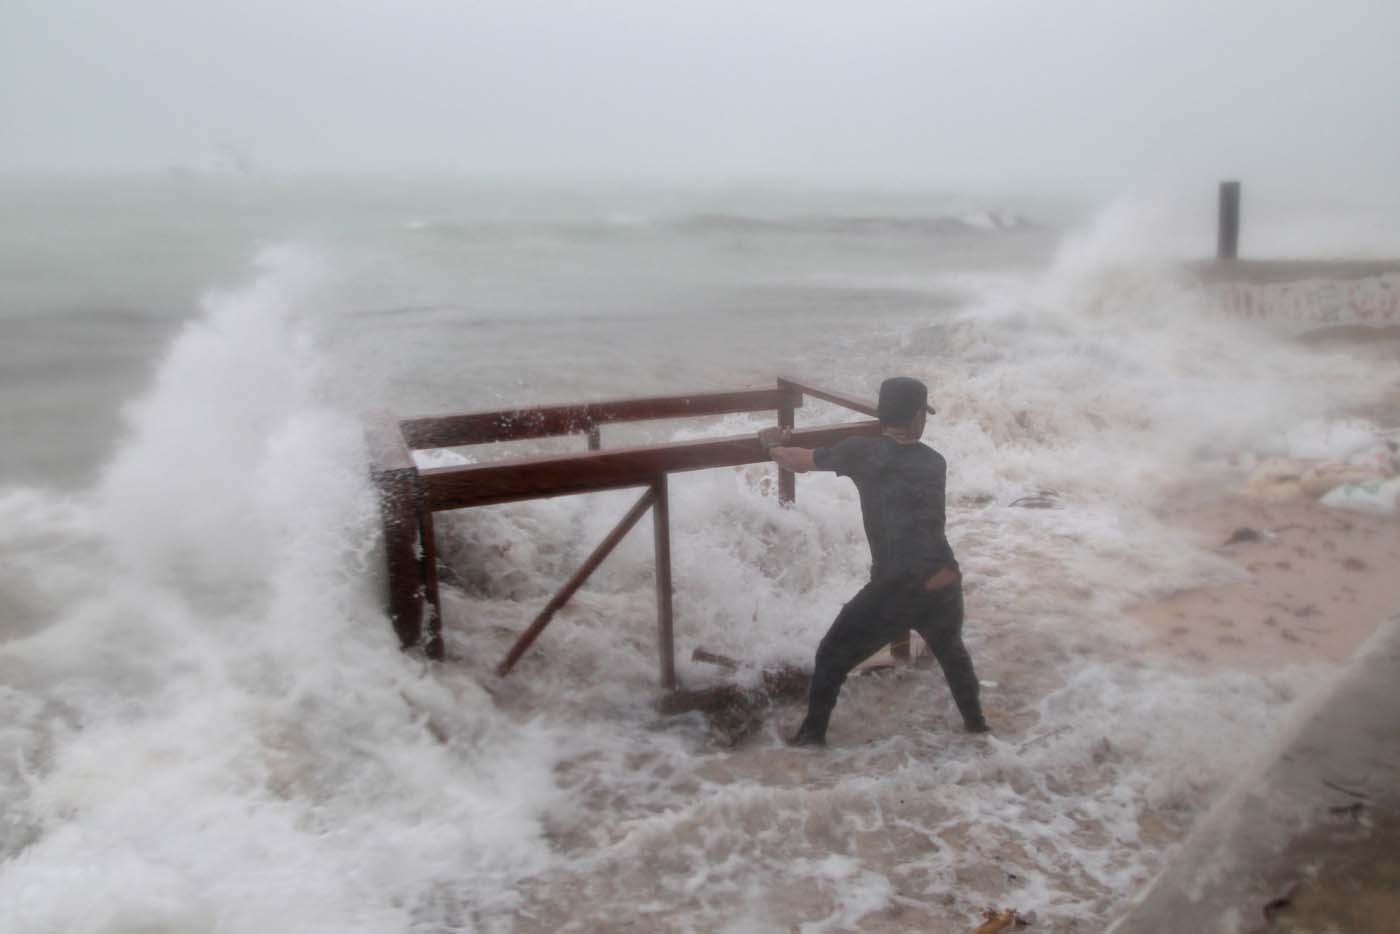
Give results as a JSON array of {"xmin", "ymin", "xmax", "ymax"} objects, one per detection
[
  {"xmin": 1, "ymin": 247, "xmax": 561, "ymax": 934},
  {"xmin": 2, "ymin": 205, "xmax": 1391, "ymax": 932}
]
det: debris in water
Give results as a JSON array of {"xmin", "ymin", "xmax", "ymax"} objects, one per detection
[
  {"xmin": 1008, "ymin": 490, "xmax": 1059, "ymax": 509},
  {"xmin": 1327, "ymin": 801, "xmax": 1365, "ymax": 821},
  {"xmin": 1241, "ymin": 458, "xmax": 1305, "ymax": 502},
  {"xmin": 691, "ymin": 647, "xmax": 811, "ymax": 697},
  {"xmin": 657, "ymin": 648, "xmax": 813, "ymax": 745},
  {"xmin": 973, "ymin": 907, "xmax": 1031, "ymax": 932},
  {"xmin": 657, "ymin": 684, "xmax": 768, "ymax": 745},
  {"xmin": 1223, "ymin": 526, "xmax": 1262, "ymax": 545},
  {"xmin": 692, "ymin": 647, "xmax": 739, "ymax": 671},
  {"xmin": 1017, "ymin": 725, "xmax": 1071, "ymax": 752},
  {"xmin": 1320, "ymin": 778, "xmax": 1369, "ymax": 800},
  {"xmin": 1321, "ymin": 477, "xmax": 1400, "ymax": 517},
  {"xmin": 1261, "ymin": 880, "xmax": 1302, "ymax": 923}
]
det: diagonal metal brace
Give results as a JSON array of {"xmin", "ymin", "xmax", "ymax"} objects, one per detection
[{"xmin": 497, "ymin": 485, "xmax": 659, "ymax": 677}]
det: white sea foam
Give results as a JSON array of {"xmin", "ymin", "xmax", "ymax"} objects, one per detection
[
  {"xmin": 1, "ymin": 203, "xmax": 1391, "ymax": 931},
  {"xmin": 0, "ymin": 248, "xmax": 562, "ymax": 933}
]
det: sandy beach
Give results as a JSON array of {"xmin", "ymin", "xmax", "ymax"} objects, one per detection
[
  {"xmin": 1136, "ymin": 342, "xmax": 1400, "ymax": 675},
  {"xmin": 1133, "ymin": 493, "xmax": 1400, "ymax": 674}
]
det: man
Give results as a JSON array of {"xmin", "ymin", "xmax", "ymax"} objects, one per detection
[{"xmin": 758, "ymin": 376, "xmax": 988, "ymax": 746}]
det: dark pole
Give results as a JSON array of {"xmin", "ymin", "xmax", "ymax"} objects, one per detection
[
  {"xmin": 653, "ymin": 475, "xmax": 677, "ymax": 691},
  {"xmin": 377, "ymin": 469, "xmax": 425, "ymax": 649},
  {"xmin": 418, "ymin": 509, "xmax": 444, "ymax": 659},
  {"xmin": 1218, "ymin": 180, "xmax": 1241, "ymax": 260},
  {"xmin": 366, "ymin": 411, "xmax": 427, "ymax": 652},
  {"xmin": 776, "ymin": 382, "xmax": 797, "ymax": 506}
]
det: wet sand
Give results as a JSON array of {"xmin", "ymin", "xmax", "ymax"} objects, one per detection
[
  {"xmin": 1131, "ymin": 492, "xmax": 1400, "ymax": 674},
  {"xmin": 451, "ymin": 471, "xmax": 1400, "ymax": 933},
  {"xmin": 440, "ymin": 472, "xmax": 1400, "ymax": 934},
  {"xmin": 1135, "ymin": 326, "xmax": 1400, "ymax": 672},
  {"xmin": 444, "ymin": 337, "xmax": 1400, "ymax": 932}
]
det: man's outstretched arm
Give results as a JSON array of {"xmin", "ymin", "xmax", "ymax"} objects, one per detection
[
  {"xmin": 757, "ymin": 427, "xmax": 817, "ymax": 473},
  {"xmin": 771, "ymin": 445, "xmax": 816, "ymax": 473}
]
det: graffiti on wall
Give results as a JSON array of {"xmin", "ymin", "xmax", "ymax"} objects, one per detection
[{"xmin": 1213, "ymin": 275, "xmax": 1400, "ymax": 335}]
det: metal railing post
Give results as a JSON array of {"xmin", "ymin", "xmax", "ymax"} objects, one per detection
[
  {"xmin": 366, "ymin": 411, "xmax": 428, "ymax": 653},
  {"xmin": 776, "ymin": 379, "xmax": 798, "ymax": 505},
  {"xmin": 653, "ymin": 475, "xmax": 676, "ymax": 690},
  {"xmin": 418, "ymin": 509, "xmax": 445, "ymax": 659}
]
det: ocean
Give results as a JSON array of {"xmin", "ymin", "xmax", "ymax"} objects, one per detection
[{"xmin": 1, "ymin": 176, "xmax": 1394, "ymax": 932}]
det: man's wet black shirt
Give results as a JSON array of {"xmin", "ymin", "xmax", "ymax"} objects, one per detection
[{"xmin": 812, "ymin": 435, "xmax": 957, "ymax": 583}]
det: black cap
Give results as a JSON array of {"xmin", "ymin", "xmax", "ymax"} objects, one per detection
[{"xmin": 877, "ymin": 377, "xmax": 934, "ymax": 426}]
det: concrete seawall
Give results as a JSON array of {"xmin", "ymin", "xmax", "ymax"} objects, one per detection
[
  {"xmin": 1108, "ymin": 615, "xmax": 1400, "ymax": 932},
  {"xmin": 1181, "ymin": 260, "xmax": 1400, "ymax": 338},
  {"xmin": 1187, "ymin": 259, "xmax": 1400, "ymax": 285}
]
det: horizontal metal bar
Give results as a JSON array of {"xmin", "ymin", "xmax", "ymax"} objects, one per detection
[
  {"xmin": 779, "ymin": 375, "xmax": 936, "ymax": 417},
  {"xmin": 777, "ymin": 376, "xmax": 880, "ymax": 418},
  {"xmin": 422, "ymin": 419, "xmax": 881, "ymax": 510},
  {"xmin": 400, "ymin": 387, "xmax": 799, "ymax": 449}
]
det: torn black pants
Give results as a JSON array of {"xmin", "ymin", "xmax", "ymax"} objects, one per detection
[{"xmin": 796, "ymin": 577, "xmax": 984, "ymax": 743}]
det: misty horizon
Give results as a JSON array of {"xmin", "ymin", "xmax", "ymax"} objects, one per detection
[{"xmin": 5, "ymin": 1, "xmax": 1399, "ymax": 206}]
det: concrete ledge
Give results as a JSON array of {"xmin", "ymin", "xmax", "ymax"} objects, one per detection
[
  {"xmin": 1108, "ymin": 615, "xmax": 1400, "ymax": 933},
  {"xmin": 1187, "ymin": 259, "xmax": 1400, "ymax": 285}
]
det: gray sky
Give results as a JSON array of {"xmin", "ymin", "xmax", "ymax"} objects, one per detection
[{"xmin": 4, "ymin": 0, "xmax": 1398, "ymax": 200}]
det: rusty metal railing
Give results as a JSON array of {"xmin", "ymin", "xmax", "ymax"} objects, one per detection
[{"xmin": 367, "ymin": 377, "xmax": 882, "ymax": 688}]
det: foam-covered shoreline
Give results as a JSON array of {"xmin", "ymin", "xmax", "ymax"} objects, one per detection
[
  {"xmin": 1109, "ymin": 614, "xmax": 1400, "ymax": 933},
  {"xmin": 3, "ymin": 206, "xmax": 1399, "ymax": 931}
]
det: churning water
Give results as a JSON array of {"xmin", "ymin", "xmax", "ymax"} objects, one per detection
[{"xmin": 1, "ymin": 178, "xmax": 1393, "ymax": 932}]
